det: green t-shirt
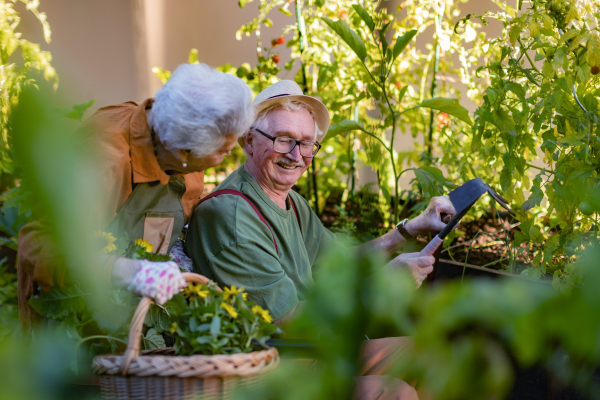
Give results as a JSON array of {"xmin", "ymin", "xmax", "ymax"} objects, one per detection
[{"xmin": 185, "ymin": 166, "xmax": 336, "ymax": 320}]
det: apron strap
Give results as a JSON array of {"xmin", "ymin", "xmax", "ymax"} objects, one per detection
[{"xmin": 198, "ymin": 189, "xmax": 298, "ymax": 256}]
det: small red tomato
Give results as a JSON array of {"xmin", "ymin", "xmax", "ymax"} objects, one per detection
[
  {"xmin": 271, "ymin": 39, "xmax": 278, "ymax": 47},
  {"xmin": 340, "ymin": 11, "xmax": 347, "ymax": 19},
  {"xmin": 436, "ymin": 112, "xmax": 449, "ymax": 123},
  {"xmin": 395, "ymin": 82, "xmax": 402, "ymax": 89},
  {"xmin": 272, "ymin": 55, "xmax": 280, "ymax": 63},
  {"xmin": 276, "ymin": 37, "xmax": 285, "ymax": 45},
  {"xmin": 592, "ymin": 65, "xmax": 600, "ymax": 75}
]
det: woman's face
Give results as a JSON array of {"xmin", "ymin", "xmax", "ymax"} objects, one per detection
[{"xmin": 180, "ymin": 133, "xmax": 238, "ymax": 172}]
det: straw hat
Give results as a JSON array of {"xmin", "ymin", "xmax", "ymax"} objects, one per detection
[{"xmin": 240, "ymin": 80, "xmax": 330, "ymax": 147}]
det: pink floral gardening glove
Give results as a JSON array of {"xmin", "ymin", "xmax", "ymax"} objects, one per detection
[{"xmin": 127, "ymin": 260, "xmax": 186, "ymax": 305}]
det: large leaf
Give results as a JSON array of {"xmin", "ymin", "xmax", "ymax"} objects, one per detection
[
  {"xmin": 351, "ymin": 4, "xmax": 374, "ymax": 32},
  {"xmin": 415, "ymin": 168, "xmax": 441, "ymax": 198},
  {"xmin": 145, "ymin": 303, "xmax": 170, "ymax": 332},
  {"xmin": 392, "ymin": 29, "xmax": 417, "ymax": 62},
  {"xmin": 321, "ymin": 18, "xmax": 367, "ymax": 62},
  {"xmin": 419, "ymin": 97, "xmax": 473, "ymax": 125},
  {"xmin": 324, "ymin": 119, "xmax": 364, "ymax": 142},
  {"xmin": 28, "ymin": 285, "xmax": 87, "ymax": 320},
  {"xmin": 522, "ymin": 186, "xmax": 544, "ymax": 211},
  {"xmin": 143, "ymin": 328, "xmax": 166, "ymax": 350}
]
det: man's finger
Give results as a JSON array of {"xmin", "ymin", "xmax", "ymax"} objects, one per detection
[
  {"xmin": 419, "ymin": 265, "xmax": 434, "ymax": 275},
  {"xmin": 412, "ymin": 255, "xmax": 435, "ymax": 268}
]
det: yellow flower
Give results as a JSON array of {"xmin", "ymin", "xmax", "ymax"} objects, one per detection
[
  {"xmin": 242, "ymin": 292, "xmax": 248, "ymax": 301},
  {"xmin": 183, "ymin": 283, "xmax": 210, "ymax": 299},
  {"xmin": 96, "ymin": 230, "xmax": 117, "ymax": 254},
  {"xmin": 251, "ymin": 305, "xmax": 273, "ymax": 323},
  {"xmin": 170, "ymin": 322, "xmax": 178, "ymax": 334},
  {"xmin": 223, "ymin": 285, "xmax": 243, "ymax": 301},
  {"xmin": 221, "ymin": 302, "xmax": 238, "ymax": 318},
  {"xmin": 134, "ymin": 238, "xmax": 154, "ymax": 253}
]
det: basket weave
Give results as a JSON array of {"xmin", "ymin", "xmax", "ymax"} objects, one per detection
[{"xmin": 92, "ymin": 273, "xmax": 280, "ymax": 400}]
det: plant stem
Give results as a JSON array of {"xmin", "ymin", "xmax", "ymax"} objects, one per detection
[
  {"xmin": 381, "ymin": 79, "xmax": 400, "ymax": 224},
  {"xmin": 350, "ymin": 105, "xmax": 359, "ymax": 215},
  {"xmin": 427, "ymin": 13, "xmax": 442, "ymax": 158},
  {"xmin": 295, "ymin": 0, "xmax": 317, "ymax": 211}
]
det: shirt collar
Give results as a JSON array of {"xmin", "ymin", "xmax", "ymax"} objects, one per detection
[{"xmin": 129, "ymin": 98, "xmax": 170, "ymax": 186}]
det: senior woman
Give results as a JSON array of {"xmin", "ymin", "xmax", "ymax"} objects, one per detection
[{"xmin": 17, "ymin": 63, "xmax": 254, "ymax": 331}]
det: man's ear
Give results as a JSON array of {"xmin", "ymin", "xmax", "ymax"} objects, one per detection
[{"xmin": 245, "ymin": 132, "xmax": 254, "ymax": 156}]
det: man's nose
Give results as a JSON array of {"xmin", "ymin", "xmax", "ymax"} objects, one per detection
[{"xmin": 287, "ymin": 143, "xmax": 302, "ymax": 161}]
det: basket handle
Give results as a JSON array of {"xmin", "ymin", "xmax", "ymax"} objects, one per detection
[{"xmin": 118, "ymin": 272, "xmax": 220, "ymax": 375}]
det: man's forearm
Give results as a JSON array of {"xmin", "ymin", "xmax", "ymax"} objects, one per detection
[{"xmin": 354, "ymin": 219, "xmax": 419, "ymax": 256}]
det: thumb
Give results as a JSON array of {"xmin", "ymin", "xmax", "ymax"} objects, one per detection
[{"xmin": 413, "ymin": 255, "xmax": 435, "ymax": 269}]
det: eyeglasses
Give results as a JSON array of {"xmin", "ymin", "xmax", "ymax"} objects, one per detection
[{"xmin": 253, "ymin": 128, "xmax": 321, "ymax": 157}]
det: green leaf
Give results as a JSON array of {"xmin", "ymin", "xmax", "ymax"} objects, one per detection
[
  {"xmin": 210, "ymin": 315, "xmax": 221, "ymax": 336},
  {"xmin": 238, "ymin": 0, "xmax": 254, "ymax": 8},
  {"xmin": 493, "ymin": 108, "xmax": 517, "ymax": 136},
  {"xmin": 324, "ymin": 120, "xmax": 364, "ymax": 142},
  {"xmin": 145, "ymin": 303, "xmax": 170, "ymax": 332},
  {"xmin": 379, "ymin": 28, "xmax": 389, "ymax": 58},
  {"xmin": 278, "ymin": 7, "xmax": 292, "ymax": 17},
  {"xmin": 419, "ymin": 97, "xmax": 473, "ymax": 125},
  {"xmin": 143, "ymin": 328, "xmax": 166, "ymax": 350},
  {"xmin": 189, "ymin": 316, "xmax": 198, "ymax": 332},
  {"xmin": 552, "ymin": 46, "xmax": 568, "ymax": 71},
  {"xmin": 522, "ymin": 186, "xmax": 543, "ymax": 211},
  {"xmin": 28, "ymin": 285, "xmax": 87, "ymax": 320},
  {"xmin": 505, "ymin": 82, "xmax": 525, "ymax": 103},
  {"xmin": 414, "ymin": 168, "xmax": 438, "ymax": 198},
  {"xmin": 55, "ymin": 100, "xmax": 95, "ymax": 122},
  {"xmin": 392, "ymin": 29, "xmax": 417, "ymax": 62},
  {"xmin": 321, "ymin": 17, "xmax": 367, "ymax": 62},
  {"xmin": 569, "ymin": 166, "xmax": 596, "ymax": 186},
  {"xmin": 398, "ymin": 85, "xmax": 409, "ymax": 104},
  {"xmin": 419, "ymin": 166, "xmax": 456, "ymax": 188},
  {"xmin": 351, "ymin": 4, "xmax": 374, "ymax": 32}
]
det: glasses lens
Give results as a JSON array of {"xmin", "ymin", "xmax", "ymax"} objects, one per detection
[
  {"xmin": 274, "ymin": 137, "xmax": 319, "ymax": 157},
  {"xmin": 274, "ymin": 137, "xmax": 295, "ymax": 153},
  {"xmin": 299, "ymin": 142, "xmax": 318, "ymax": 157}
]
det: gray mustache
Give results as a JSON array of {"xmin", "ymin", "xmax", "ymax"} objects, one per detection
[{"xmin": 273, "ymin": 156, "xmax": 305, "ymax": 168}]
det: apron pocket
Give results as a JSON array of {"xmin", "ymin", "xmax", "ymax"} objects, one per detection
[{"xmin": 143, "ymin": 212, "xmax": 175, "ymax": 254}]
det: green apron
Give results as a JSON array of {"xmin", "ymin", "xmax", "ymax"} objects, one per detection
[{"xmin": 106, "ymin": 176, "xmax": 187, "ymax": 254}]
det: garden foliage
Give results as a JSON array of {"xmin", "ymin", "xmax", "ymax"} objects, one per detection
[
  {"xmin": 227, "ymin": 0, "xmax": 600, "ymax": 288},
  {"xmin": 169, "ymin": 283, "xmax": 280, "ymax": 355}
]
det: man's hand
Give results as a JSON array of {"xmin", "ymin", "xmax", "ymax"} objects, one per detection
[
  {"xmin": 387, "ymin": 252, "xmax": 435, "ymax": 289},
  {"xmin": 405, "ymin": 196, "xmax": 456, "ymax": 236}
]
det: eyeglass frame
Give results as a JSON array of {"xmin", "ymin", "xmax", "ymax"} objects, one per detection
[{"xmin": 252, "ymin": 128, "xmax": 322, "ymax": 157}]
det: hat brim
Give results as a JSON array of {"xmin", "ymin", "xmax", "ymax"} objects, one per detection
[{"xmin": 239, "ymin": 94, "xmax": 330, "ymax": 149}]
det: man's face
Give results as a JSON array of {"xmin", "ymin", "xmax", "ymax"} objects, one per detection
[{"xmin": 248, "ymin": 107, "xmax": 315, "ymax": 190}]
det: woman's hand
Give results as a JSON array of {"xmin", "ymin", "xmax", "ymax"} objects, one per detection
[
  {"xmin": 405, "ymin": 196, "xmax": 456, "ymax": 236},
  {"xmin": 127, "ymin": 260, "xmax": 186, "ymax": 305},
  {"xmin": 387, "ymin": 252, "xmax": 435, "ymax": 289}
]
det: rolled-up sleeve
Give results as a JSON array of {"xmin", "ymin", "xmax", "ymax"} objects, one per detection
[{"xmin": 186, "ymin": 194, "xmax": 299, "ymax": 320}]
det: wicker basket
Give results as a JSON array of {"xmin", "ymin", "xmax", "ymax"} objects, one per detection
[{"xmin": 92, "ymin": 273, "xmax": 280, "ymax": 400}]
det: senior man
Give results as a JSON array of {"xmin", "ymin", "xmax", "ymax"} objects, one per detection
[{"xmin": 185, "ymin": 80, "xmax": 455, "ymax": 399}]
